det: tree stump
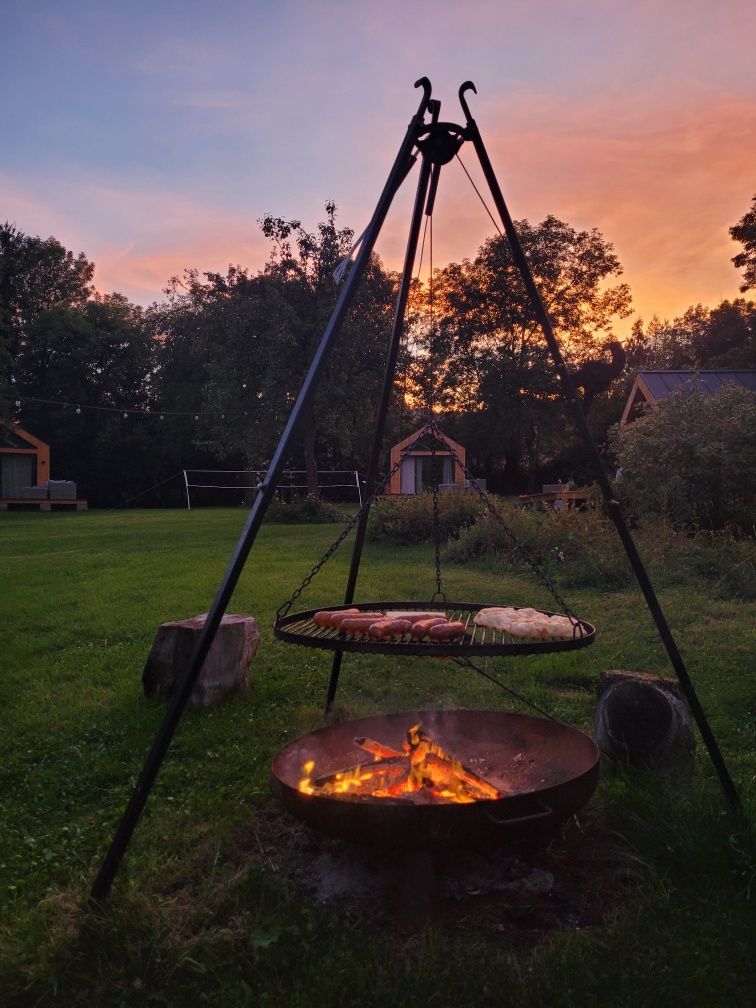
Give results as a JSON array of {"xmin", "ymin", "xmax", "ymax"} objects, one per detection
[
  {"xmin": 142, "ymin": 613, "xmax": 261, "ymax": 708},
  {"xmin": 594, "ymin": 670, "xmax": 695, "ymax": 779}
]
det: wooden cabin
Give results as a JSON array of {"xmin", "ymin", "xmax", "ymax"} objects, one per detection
[
  {"xmin": 0, "ymin": 421, "xmax": 87, "ymax": 510},
  {"xmin": 620, "ymin": 370, "xmax": 756, "ymax": 428},
  {"xmin": 0, "ymin": 423, "xmax": 50, "ymax": 496},
  {"xmin": 387, "ymin": 423, "xmax": 467, "ymax": 495}
]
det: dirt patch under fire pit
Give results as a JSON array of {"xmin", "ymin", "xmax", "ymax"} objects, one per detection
[{"xmin": 243, "ymin": 802, "xmax": 642, "ymax": 944}]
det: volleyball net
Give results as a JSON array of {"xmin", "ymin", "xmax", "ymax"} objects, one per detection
[{"xmin": 181, "ymin": 469, "xmax": 364, "ymax": 509}]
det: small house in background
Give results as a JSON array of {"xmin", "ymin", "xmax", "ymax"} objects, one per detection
[
  {"xmin": 0, "ymin": 423, "xmax": 49, "ymax": 496},
  {"xmin": 0, "ymin": 421, "xmax": 86, "ymax": 510},
  {"xmin": 620, "ymin": 370, "xmax": 756, "ymax": 429},
  {"xmin": 387, "ymin": 423, "xmax": 467, "ymax": 495}
]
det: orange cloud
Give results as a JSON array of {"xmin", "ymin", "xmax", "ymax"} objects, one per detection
[{"xmin": 371, "ymin": 92, "xmax": 755, "ymax": 325}]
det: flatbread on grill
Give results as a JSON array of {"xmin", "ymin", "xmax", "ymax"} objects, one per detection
[
  {"xmin": 474, "ymin": 607, "xmax": 518, "ymax": 631},
  {"xmin": 475, "ymin": 607, "xmax": 578, "ymax": 640}
]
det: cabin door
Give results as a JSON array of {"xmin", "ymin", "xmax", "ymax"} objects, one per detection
[
  {"xmin": 1, "ymin": 456, "xmax": 34, "ymax": 497},
  {"xmin": 399, "ymin": 457, "xmax": 416, "ymax": 494}
]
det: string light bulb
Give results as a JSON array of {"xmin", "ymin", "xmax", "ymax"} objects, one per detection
[
  {"xmin": 123, "ymin": 411, "xmax": 128, "ymax": 418},
  {"xmin": 15, "ymin": 400, "xmax": 21, "ymax": 407},
  {"xmin": 76, "ymin": 406, "xmax": 81, "ymax": 414},
  {"xmin": 159, "ymin": 413, "xmax": 164, "ymax": 421}
]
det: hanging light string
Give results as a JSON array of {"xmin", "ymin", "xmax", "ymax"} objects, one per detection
[{"xmin": 11, "ymin": 393, "xmax": 213, "ymax": 421}]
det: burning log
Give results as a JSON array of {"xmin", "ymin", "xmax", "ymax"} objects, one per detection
[
  {"xmin": 354, "ymin": 737, "xmax": 404, "ymax": 760},
  {"xmin": 298, "ymin": 724, "xmax": 502, "ymax": 804}
]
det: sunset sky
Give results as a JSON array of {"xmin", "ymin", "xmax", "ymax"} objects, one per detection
[{"xmin": 3, "ymin": 0, "xmax": 754, "ymax": 328}]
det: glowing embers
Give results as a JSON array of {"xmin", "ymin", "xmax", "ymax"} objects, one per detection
[{"xmin": 298, "ymin": 723, "xmax": 502, "ymax": 804}]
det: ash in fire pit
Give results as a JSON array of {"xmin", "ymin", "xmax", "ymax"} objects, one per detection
[{"xmin": 248, "ymin": 806, "xmax": 640, "ymax": 943}]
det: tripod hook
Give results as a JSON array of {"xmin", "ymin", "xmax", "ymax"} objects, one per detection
[
  {"xmin": 414, "ymin": 76, "xmax": 433, "ymax": 114},
  {"xmin": 459, "ymin": 80, "xmax": 477, "ymax": 123}
]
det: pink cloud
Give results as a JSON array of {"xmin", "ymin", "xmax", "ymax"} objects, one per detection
[
  {"xmin": 0, "ymin": 176, "xmax": 270, "ymax": 305},
  {"xmin": 369, "ymin": 91, "xmax": 754, "ymax": 325}
]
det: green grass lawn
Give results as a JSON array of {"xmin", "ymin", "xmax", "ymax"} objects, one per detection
[{"xmin": 1, "ymin": 508, "xmax": 754, "ymax": 1007}]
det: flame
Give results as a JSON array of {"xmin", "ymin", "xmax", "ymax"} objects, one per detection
[{"xmin": 297, "ymin": 725, "xmax": 500, "ymax": 804}]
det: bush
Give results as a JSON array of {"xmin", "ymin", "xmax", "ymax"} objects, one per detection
[
  {"xmin": 609, "ymin": 383, "xmax": 756, "ymax": 532},
  {"xmin": 445, "ymin": 500, "xmax": 756, "ymax": 599},
  {"xmin": 264, "ymin": 495, "xmax": 347, "ymax": 524},
  {"xmin": 445, "ymin": 502, "xmax": 634, "ymax": 590},
  {"xmin": 367, "ymin": 491, "xmax": 485, "ymax": 545}
]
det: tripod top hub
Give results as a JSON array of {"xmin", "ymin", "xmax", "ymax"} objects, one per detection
[{"xmin": 415, "ymin": 121, "xmax": 467, "ymax": 165}]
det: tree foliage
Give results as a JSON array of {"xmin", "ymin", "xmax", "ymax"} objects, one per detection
[
  {"xmin": 624, "ymin": 301, "xmax": 756, "ymax": 372},
  {"xmin": 0, "ymin": 223, "xmax": 95, "ymax": 412},
  {"xmin": 15, "ymin": 294, "xmax": 162, "ymax": 506},
  {"xmin": 730, "ymin": 194, "xmax": 756, "ymax": 293},
  {"xmin": 407, "ymin": 216, "xmax": 632, "ymax": 489},
  {"xmin": 155, "ymin": 203, "xmax": 397, "ymax": 494},
  {"xmin": 610, "ymin": 384, "xmax": 756, "ymax": 532}
]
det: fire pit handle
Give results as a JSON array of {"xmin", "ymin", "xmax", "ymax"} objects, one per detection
[{"xmin": 484, "ymin": 802, "xmax": 553, "ymax": 828}]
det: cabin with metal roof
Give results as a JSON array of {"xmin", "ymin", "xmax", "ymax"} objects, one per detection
[
  {"xmin": 619, "ymin": 370, "xmax": 756, "ymax": 429},
  {"xmin": 387, "ymin": 423, "xmax": 467, "ymax": 495}
]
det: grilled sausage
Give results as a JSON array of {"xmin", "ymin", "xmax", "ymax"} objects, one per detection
[
  {"xmin": 428, "ymin": 621, "xmax": 466, "ymax": 641},
  {"xmin": 384, "ymin": 611, "xmax": 447, "ymax": 622},
  {"xmin": 313, "ymin": 608, "xmax": 360, "ymax": 628},
  {"xmin": 339, "ymin": 614, "xmax": 388, "ymax": 635},
  {"xmin": 410, "ymin": 616, "xmax": 449, "ymax": 638},
  {"xmin": 368, "ymin": 618, "xmax": 412, "ymax": 640}
]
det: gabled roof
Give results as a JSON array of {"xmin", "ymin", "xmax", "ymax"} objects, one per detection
[
  {"xmin": 0, "ymin": 422, "xmax": 49, "ymax": 452},
  {"xmin": 620, "ymin": 370, "xmax": 756, "ymax": 427},
  {"xmin": 639, "ymin": 370, "xmax": 756, "ymax": 399},
  {"xmin": 390, "ymin": 422, "xmax": 464, "ymax": 457}
]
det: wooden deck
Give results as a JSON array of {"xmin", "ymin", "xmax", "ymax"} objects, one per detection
[
  {"xmin": 0, "ymin": 498, "xmax": 88, "ymax": 511},
  {"xmin": 519, "ymin": 489, "xmax": 588, "ymax": 512}
]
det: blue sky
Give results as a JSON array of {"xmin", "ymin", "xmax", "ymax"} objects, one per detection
[{"xmin": 3, "ymin": 0, "xmax": 754, "ymax": 321}]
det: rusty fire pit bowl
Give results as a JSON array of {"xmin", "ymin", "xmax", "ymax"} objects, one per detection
[{"xmin": 272, "ymin": 709, "xmax": 599, "ymax": 850}]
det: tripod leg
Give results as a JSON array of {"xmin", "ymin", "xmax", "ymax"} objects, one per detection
[
  {"xmin": 459, "ymin": 85, "xmax": 740, "ymax": 809},
  {"xmin": 89, "ymin": 92, "xmax": 432, "ymax": 904},
  {"xmin": 325, "ymin": 153, "xmax": 435, "ymax": 713}
]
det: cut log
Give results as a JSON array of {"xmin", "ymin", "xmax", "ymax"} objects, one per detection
[
  {"xmin": 142, "ymin": 613, "xmax": 261, "ymax": 708},
  {"xmin": 594, "ymin": 670, "xmax": 695, "ymax": 779}
]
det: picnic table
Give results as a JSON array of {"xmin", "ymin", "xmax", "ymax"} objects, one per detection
[{"xmin": 519, "ymin": 485, "xmax": 589, "ymax": 513}]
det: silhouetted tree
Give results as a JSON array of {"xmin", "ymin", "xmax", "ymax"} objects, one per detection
[
  {"xmin": 731, "ymin": 195, "xmax": 756, "ymax": 293},
  {"xmin": 155, "ymin": 204, "xmax": 397, "ymax": 495},
  {"xmin": 0, "ymin": 223, "xmax": 94, "ymax": 413},
  {"xmin": 570, "ymin": 339, "xmax": 627, "ymax": 412},
  {"xmin": 414, "ymin": 216, "xmax": 632, "ymax": 489}
]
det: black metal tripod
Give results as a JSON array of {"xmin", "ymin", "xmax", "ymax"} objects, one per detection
[{"xmin": 90, "ymin": 78, "xmax": 739, "ymax": 904}]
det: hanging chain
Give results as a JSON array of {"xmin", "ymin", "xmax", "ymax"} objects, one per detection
[
  {"xmin": 424, "ymin": 419, "xmax": 580, "ymax": 623},
  {"xmin": 276, "ymin": 429, "xmax": 430, "ymax": 619},
  {"xmin": 424, "ymin": 209, "xmax": 446, "ymax": 602},
  {"xmin": 430, "ymin": 438, "xmax": 445, "ymax": 601}
]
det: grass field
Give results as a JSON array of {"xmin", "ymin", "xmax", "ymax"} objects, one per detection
[{"xmin": 1, "ymin": 508, "xmax": 754, "ymax": 1007}]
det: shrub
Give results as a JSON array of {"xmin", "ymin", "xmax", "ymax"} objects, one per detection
[
  {"xmin": 609, "ymin": 383, "xmax": 756, "ymax": 532},
  {"xmin": 445, "ymin": 499, "xmax": 756, "ymax": 599},
  {"xmin": 445, "ymin": 502, "xmax": 633, "ymax": 589},
  {"xmin": 367, "ymin": 491, "xmax": 485, "ymax": 545},
  {"xmin": 264, "ymin": 495, "xmax": 347, "ymax": 524}
]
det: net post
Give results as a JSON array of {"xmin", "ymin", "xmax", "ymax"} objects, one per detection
[
  {"xmin": 183, "ymin": 470, "xmax": 191, "ymax": 511},
  {"xmin": 355, "ymin": 470, "xmax": 363, "ymax": 508}
]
